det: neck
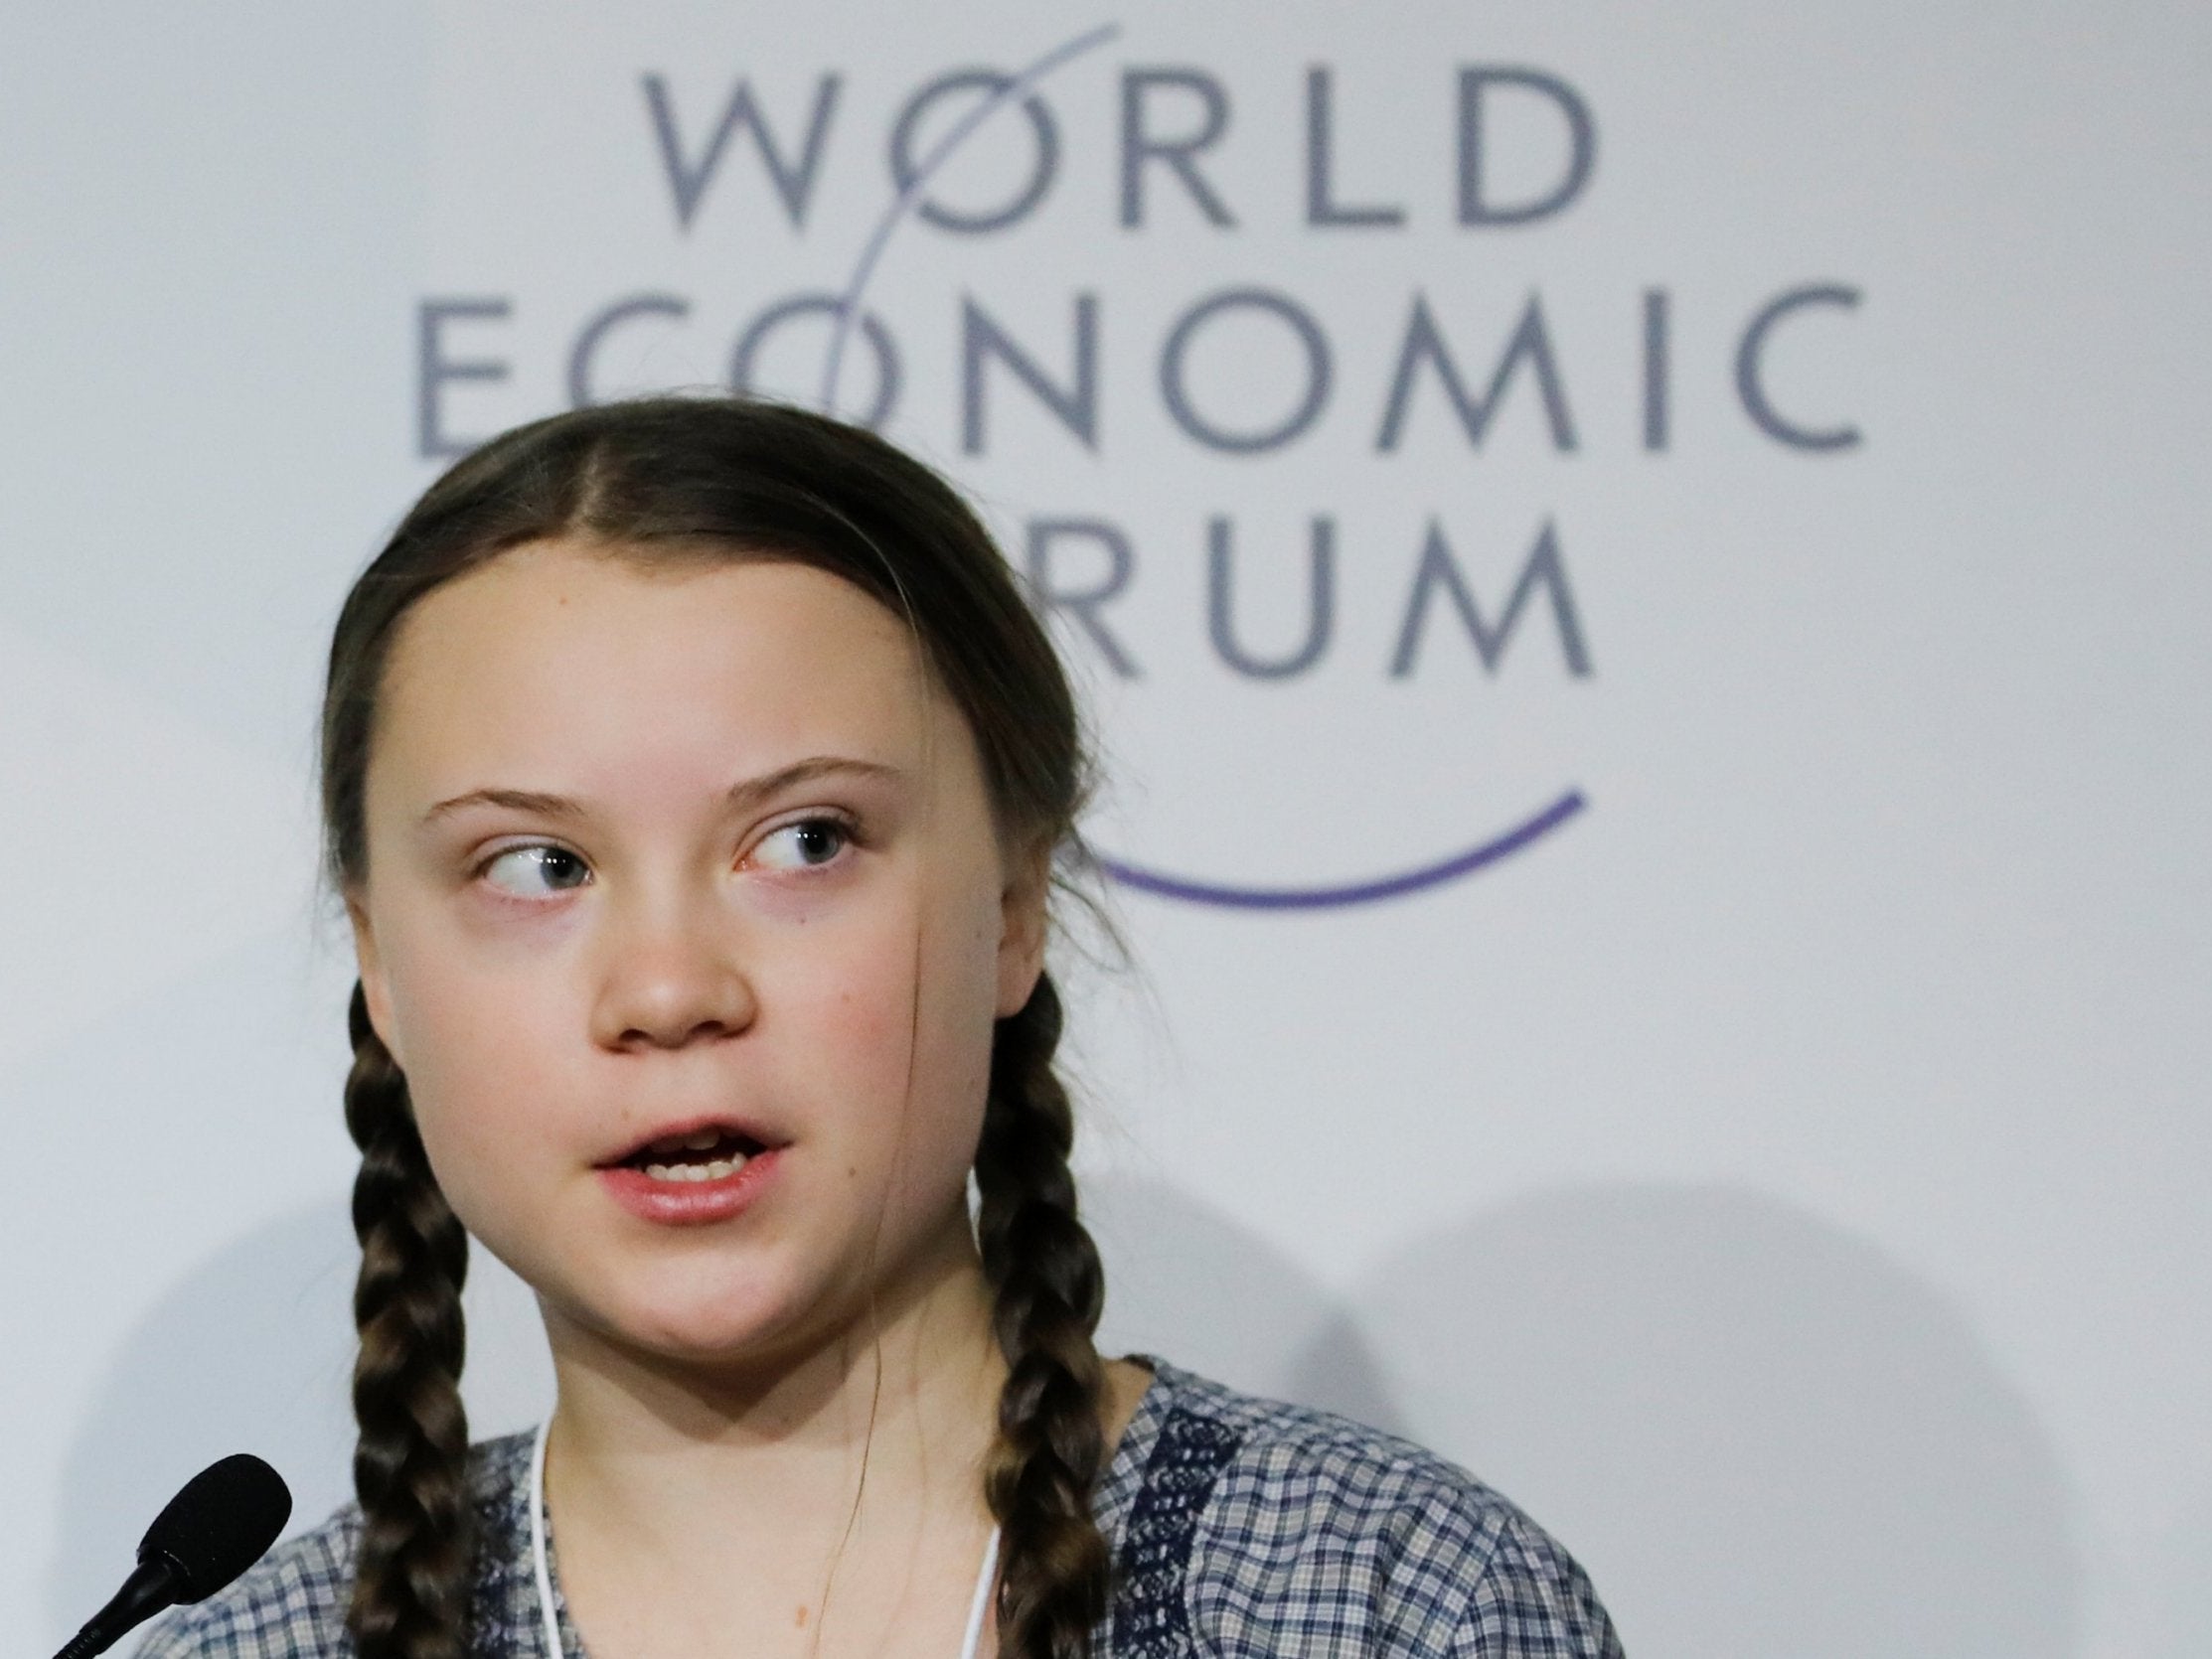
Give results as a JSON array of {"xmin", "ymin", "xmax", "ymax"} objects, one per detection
[{"xmin": 540, "ymin": 1216, "xmax": 1006, "ymax": 1562}]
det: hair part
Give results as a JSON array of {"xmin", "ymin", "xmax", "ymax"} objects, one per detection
[{"xmin": 319, "ymin": 395, "xmax": 1113, "ymax": 1659}]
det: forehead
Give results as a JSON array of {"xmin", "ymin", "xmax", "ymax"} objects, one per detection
[{"xmin": 370, "ymin": 538, "xmax": 954, "ymax": 802}]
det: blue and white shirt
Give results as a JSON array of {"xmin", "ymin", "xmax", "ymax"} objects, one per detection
[{"xmin": 136, "ymin": 1358, "xmax": 1624, "ymax": 1657}]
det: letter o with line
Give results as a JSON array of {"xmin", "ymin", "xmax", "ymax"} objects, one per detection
[{"xmin": 889, "ymin": 71, "xmax": 1061, "ymax": 233}]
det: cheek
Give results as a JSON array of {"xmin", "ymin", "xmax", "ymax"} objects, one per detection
[
  {"xmin": 794, "ymin": 879, "xmax": 1003, "ymax": 1189},
  {"xmin": 377, "ymin": 919, "xmax": 574, "ymax": 1235}
]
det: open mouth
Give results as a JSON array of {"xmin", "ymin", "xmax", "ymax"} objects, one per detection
[{"xmin": 614, "ymin": 1126, "xmax": 770, "ymax": 1184}]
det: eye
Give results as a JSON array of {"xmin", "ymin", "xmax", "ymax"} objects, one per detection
[
  {"xmin": 750, "ymin": 817, "xmax": 851, "ymax": 872},
  {"xmin": 481, "ymin": 844, "xmax": 591, "ymax": 899}
]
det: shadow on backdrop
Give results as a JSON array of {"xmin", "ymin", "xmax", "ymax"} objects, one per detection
[
  {"xmin": 2146, "ymin": 1484, "xmax": 2212, "ymax": 1658},
  {"xmin": 1302, "ymin": 1182, "xmax": 2083, "ymax": 1659},
  {"xmin": 48, "ymin": 1203, "xmax": 357, "ymax": 1639},
  {"xmin": 1085, "ymin": 1172, "xmax": 1400, "ymax": 1431},
  {"xmin": 49, "ymin": 1200, "xmax": 553, "ymax": 1642}
]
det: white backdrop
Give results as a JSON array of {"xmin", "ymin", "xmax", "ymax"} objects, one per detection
[{"xmin": 4, "ymin": 3, "xmax": 2209, "ymax": 1654}]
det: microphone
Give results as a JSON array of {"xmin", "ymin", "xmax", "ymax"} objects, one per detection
[{"xmin": 54, "ymin": 1453, "xmax": 292, "ymax": 1659}]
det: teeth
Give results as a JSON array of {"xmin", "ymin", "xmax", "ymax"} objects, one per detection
[
  {"xmin": 647, "ymin": 1128, "xmax": 734, "ymax": 1156},
  {"xmin": 641, "ymin": 1153, "xmax": 748, "ymax": 1183}
]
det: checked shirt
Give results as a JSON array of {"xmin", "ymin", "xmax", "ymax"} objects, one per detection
[{"xmin": 137, "ymin": 1358, "xmax": 1624, "ymax": 1657}]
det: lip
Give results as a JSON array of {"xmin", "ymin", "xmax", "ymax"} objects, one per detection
[{"xmin": 598, "ymin": 1146, "xmax": 782, "ymax": 1227}]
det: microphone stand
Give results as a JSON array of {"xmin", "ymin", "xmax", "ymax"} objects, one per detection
[{"xmin": 53, "ymin": 1555, "xmax": 187, "ymax": 1659}]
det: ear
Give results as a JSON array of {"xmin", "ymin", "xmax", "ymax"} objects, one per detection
[
  {"xmin": 994, "ymin": 843, "xmax": 1051, "ymax": 1018},
  {"xmin": 344, "ymin": 892, "xmax": 405, "ymax": 1067}
]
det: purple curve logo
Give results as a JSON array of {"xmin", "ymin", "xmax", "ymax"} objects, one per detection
[
  {"xmin": 1096, "ymin": 790, "xmax": 1586, "ymax": 910},
  {"xmin": 817, "ymin": 21, "xmax": 1588, "ymax": 911}
]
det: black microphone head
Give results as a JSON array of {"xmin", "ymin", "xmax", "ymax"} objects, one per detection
[{"xmin": 136, "ymin": 1453, "xmax": 293, "ymax": 1603}]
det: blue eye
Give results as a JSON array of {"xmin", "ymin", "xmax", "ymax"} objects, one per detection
[
  {"xmin": 753, "ymin": 819, "xmax": 850, "ymax": 871},
  {"xmin": 483, "ymin": 845, "xmax": 590, "ymax": 898}
]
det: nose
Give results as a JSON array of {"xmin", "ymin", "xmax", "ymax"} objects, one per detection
[{"xmin": 587, "ymin": 893, "xmax": 757, "ymax": 1051}]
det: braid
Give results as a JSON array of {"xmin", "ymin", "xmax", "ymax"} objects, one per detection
[
  {"xmin": 343, "ymin": 980, "xmax": 475, "ymax": 1659},
  {"xmin": 975, "ymin": 970, "xmax": 1112, "ymax": 1659}
]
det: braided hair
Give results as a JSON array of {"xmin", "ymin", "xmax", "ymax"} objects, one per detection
[
  {"xmin": 317, "ymin": 396, "xmax": 1114, "ymax": 1658},
  {"xmin": 977, "ymin": 971, "xmax": 1111, "ymax": 1658},
  {"xmin": 342, "ymin": 983, "xmax": 474, "ymax": 1659}
]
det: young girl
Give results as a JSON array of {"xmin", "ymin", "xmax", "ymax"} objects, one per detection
[{"xmin": 138, "ymin": 398, "xmax": 1623, "ymax": 1659}]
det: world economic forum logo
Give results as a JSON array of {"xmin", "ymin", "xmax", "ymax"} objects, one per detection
[{"xmin": 415, "ymin": 21, "xmax": 1862, "ymax": 911}]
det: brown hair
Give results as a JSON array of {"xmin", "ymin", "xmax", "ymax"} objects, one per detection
[{"xmin": 318, "ymin": 396, "xmax": 1110, "ymax": 1659}]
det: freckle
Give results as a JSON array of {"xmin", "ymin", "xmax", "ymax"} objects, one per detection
[{"xmin": 795, "ymin": 1605, "xmax": 809, "ymax": 1629}]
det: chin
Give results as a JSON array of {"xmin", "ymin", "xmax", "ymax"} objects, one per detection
[{"xmin": 585, "ymin": 1268, "xmax": 858, "ymax": 1372}]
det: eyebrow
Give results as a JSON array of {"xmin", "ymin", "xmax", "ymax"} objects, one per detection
[{"xmin": 417, "ymin": 756, "xmax": 904, "ymax": 829}]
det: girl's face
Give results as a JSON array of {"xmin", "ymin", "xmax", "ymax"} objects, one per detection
[{"xmin": 345, "ymin": 537, "xmax": 1046, "ymax": 1368}]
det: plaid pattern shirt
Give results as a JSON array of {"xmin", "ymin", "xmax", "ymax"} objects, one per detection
[{"xmin": 135, "ymin": 1357, "xmax": 1624, "ymax": 1657}]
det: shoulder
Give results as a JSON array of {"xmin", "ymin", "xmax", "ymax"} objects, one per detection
[
  {"xmin": 131, "ymin": 1433, "xmax": 537, "ymax": 1658},
  {"xmin": 1122, "ymin": 1362, "xmax": 1623, "ymax": 1659}
]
